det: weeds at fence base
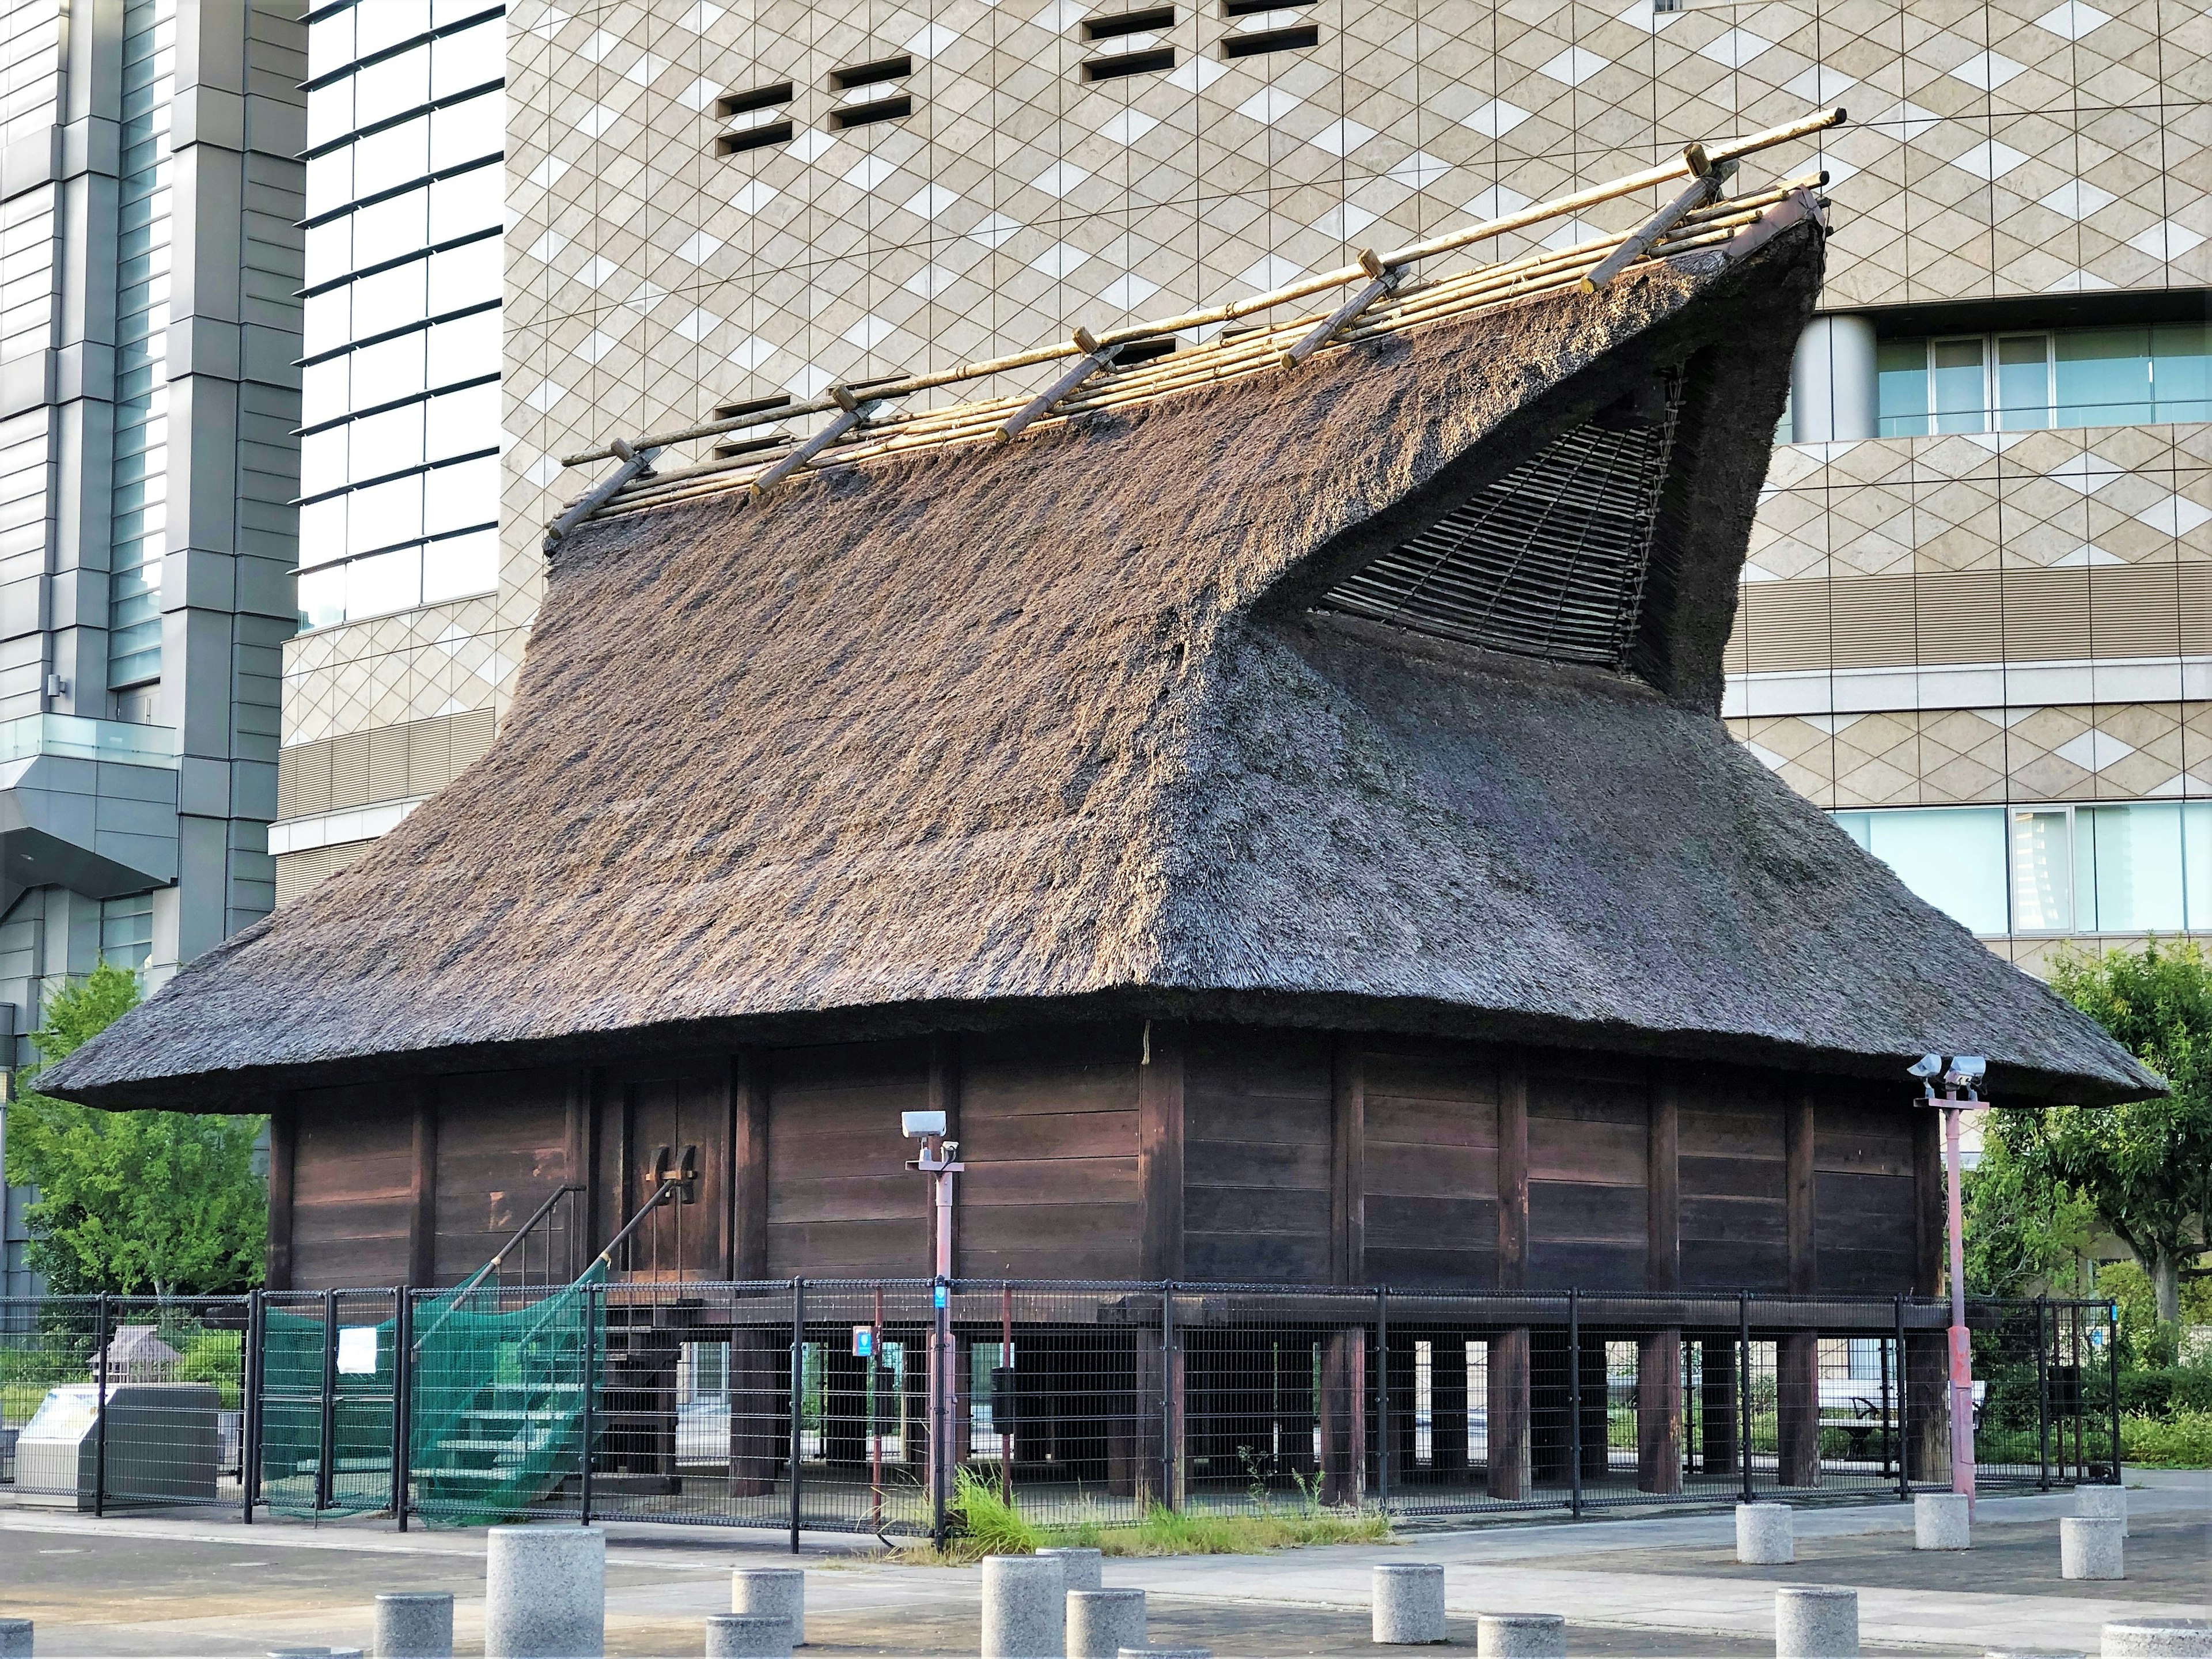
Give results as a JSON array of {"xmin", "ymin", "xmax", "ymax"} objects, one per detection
[{"xmin": 897, "ymin": 1469, "xmax": 1392, "ymax": 1563}]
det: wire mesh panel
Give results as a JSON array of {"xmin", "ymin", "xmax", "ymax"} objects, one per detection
[{"xmin": 257, "ymin": 1289, "xmax": 397, "ymax": 1517}]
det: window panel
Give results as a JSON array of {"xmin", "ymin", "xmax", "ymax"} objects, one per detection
[
  {"xmin": 353, "ymin": 113, "xmax": 430, "ymax": 198},
  {"xmin": 432, "ymin": 19, "xmax": 502, "ymax": 98},
  {"xmin": 2010, "ymin": 807, "xmax": 2073, "ymax": 933},
  {"xmin": 353, "ymin": 185, "xmax": 430, "ymax": 263},
  {"xmin": 298, "ymin": 424, "xmax": 347, "ymax": 498},
  {"xmin": 1931, "ymin": 338, "xmax": 1987, "ymax": 434},
  {"xmin": 349, "ymin": 401, "xmax": 427, "ymax": 482},
  {"xmin": 423, "ymin": 527, "xmax": 498, "ymax": 603},
  {"xmin": 306, "ymin": 71, "xmax": 354, "ymax": 147},
  {"xmin": 304, "ymin": 145, "xmax": 352, "ymax": 217},
  {"xmin": 2056, "ymin": 328, "xmax": 2153, "ymax": 426},
  {"xmin": 430, "ymin": 86, "xmax": 503, "ymax": 171},
  {"xmin": 2152, "ymin": 323, "xmax": 2212, "ymax": 424},
  {"xmin": 2075, "ymin": 802, "xmax": 2186, "ymax": 933},
  {"xmin": 427, "ymin": 309, "xmax": 499, "ymax": 382},
  {"xmin": 353, "ymin": 43, "xmax": 429, "ymax": 130},
  {"xmin": 301, "ymin": 354, "xmax": 349, "ymax": 425},
  {"xmin": 305, "ymin": 214, "xmax": 352, "ymax": 287},
  {"xmin": 350, "ymin": 329, "xmax": 427, "ymax": 409},
  {"xmin": 429, "ymin": 164, "xmax": 502, "ymax": 241},
  {"xmin": 306, "ymin": 6, "xmax": 355, "ymax": 80},
  {"xmin": 354, "ymin": 0, "xmax": 431, "ymax": 58},
  {"xmin": 424, "ymin": 453, "xmax": 497, "ymax": 533},
  {"xmin": 351, "ymin": 257, "xmax": 429, "ymax": 340},
  {"xmin": 298, "ymin": 493, "xmax": 347, "ymax": 568},
  {"xmin": 348, "ymin": 545, "xmax": 425, "ymax": 620},
  {"xmin": 428, "ymin": 236, "xmax": 501, "ymax": 313},
  {"xmin": 346, "ymin": 472, "xmax": 423, "ymax": 555},
  {"xmin": 1877, "ymin": 338, "xmax": 1929, "ymax": 437},
  {"xmin": 302, "ymin": 287, "xmax": 349, "ymax": 357},
  {"xmin": 425, "ymin": 380, "xmax": 498, "ymax": 460},
  {"xmin": 298, "ymin": 562, "xmax": 346, "ymax": 630},
  {"xmin": 1995, "ymin": 335, "xmax": 2051, "ymax": 431},
  {"xmin": 1834, "ymin": 806, "xmax": 2009, "ymax": 935},
  {"xmin": 2186, "ymin": 805, "xmax": 2212, "ymax": 932}
]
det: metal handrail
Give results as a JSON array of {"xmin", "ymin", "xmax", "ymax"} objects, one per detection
[
  {"xmin": 592, "ymin": 1179, "xmax": 680, "ymax": 1272},
  {"xmin": 412, "ymin": 1184, "xmax": 584, "ymax": 1352}
]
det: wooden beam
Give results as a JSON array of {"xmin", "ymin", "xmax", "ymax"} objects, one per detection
[
  {"xmin": 407, "ymin": 1083, "xmax": 438, "ymax": 1288},
  {"xmin": 1139, "ymin": 1020, "xmax": 1185, "ymax": 1281},
  {"xmin": 1786, "ymin": 1087, "xmax": 1817, "ymax": 1296},
  {"xmin": 1648, "ymin": 1075, "xmax": 1680, "ymax": 1294},
  {"xmin": 734, "ymin": 1047, "xmax": 770, "ymax": 1279},
  {"xmin": 1497, "ymin": 1049, "xmax": 1529, "ymax": 1290},
  {"xmin": 1329, "ymin": 1034, "xmax": 1364, "ymax": 1287},
  {"xmin": 265, "ymin": 1096, "xmax": 296, "ymax": 1291}
]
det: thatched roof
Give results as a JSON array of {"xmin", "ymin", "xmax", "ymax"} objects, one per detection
[{"xmin": 45, "ymin": 206, "xmax": 2157, "ymax": 1108}]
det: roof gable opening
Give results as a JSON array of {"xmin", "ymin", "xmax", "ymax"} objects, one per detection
[{"xmin": 1316, "ymin": 369, "xmax": 1684, "ymax": 671}]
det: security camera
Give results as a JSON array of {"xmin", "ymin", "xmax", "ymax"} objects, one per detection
[
  {"xmin": 1907, "ymin": 1054, "xmax": 1944, "ymax": 1080},
  {"xmin": 1948, "ymin": 1055, "xmax": 1987, "ymax": 1081},
  {"xmin": 902, "ymin": 1109, "xmax": 948, "ymax": 1139}
]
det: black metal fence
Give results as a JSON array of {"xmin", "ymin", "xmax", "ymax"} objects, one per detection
[{"xmin": 0, "ymin": 1285, "xmax": 2119, "ymax": 1535}]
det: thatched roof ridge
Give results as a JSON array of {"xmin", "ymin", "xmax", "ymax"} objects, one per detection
[{"xmin": 44, "ymin": 217, "xmax": 2158, "ymax": 1108}]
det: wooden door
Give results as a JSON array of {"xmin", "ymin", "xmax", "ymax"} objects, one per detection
[{"xmin": 616, "ymin": 1070, "xmax": 729, "ymax": 1279}]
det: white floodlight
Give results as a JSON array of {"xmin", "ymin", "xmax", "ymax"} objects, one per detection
[
  {"xmin": 1907, "ymin": 1054, "xmax": 1944, "ymax": 1080},
  {"xmin": 902, "ymin": 1109, "xmax": 947, "ymax": 1139},
  {"xmin": 1948, "ymin": 1055, "xmax": 1987, "ymax": 1081}
]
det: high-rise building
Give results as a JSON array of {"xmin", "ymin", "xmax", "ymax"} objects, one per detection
[
  {"xmin": 281, "ymin": 0, "xmax": 2210, "ymax": 978},
  {"xmin": 0, "ymin": 0, "xmax": 302, "ymax": 1293},
  {"xmin": 274, "ymin": 0, "xmax": 506, "ymax": 903}
]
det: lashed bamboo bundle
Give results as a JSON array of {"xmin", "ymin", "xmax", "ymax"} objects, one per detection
[{"xmin": 558, "ymin": 110, "xmax": 1843, "ymax": 532}]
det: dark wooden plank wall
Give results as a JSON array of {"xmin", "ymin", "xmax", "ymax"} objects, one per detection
[
  {"xmin": 1679, "ymin": 1072, "xmax": 1789, "ymax": 1291},
  {"xmin": 1181, "ymin": 1024, "xmax": 1332, "ymax": 1282},
  {"xmin": 1813, "ymin": 1086, "xmax": 1919, "ymax": 1293},
  {"xmin": 960, "ymin": 1026, "xmax": 1143, "ymax": 1279},
  {"xmin": 434, "ymin": 1067, "xmax": 576, "ymax": 1284},
  {"xmin": 1527, "ymin": 1053, "xmax": 1649, "ymax": 1291},
  {"xmin": 1362, "ymin": 1037, "xmax": 1499, "ymax": 1288},
  {"xmin": 764, "ymin": 1037, "xmax": 930, "ymax": 1276},
  {"xmin": 288, "ymin": 1084, "xmax": 412, "ymax": 1287}
]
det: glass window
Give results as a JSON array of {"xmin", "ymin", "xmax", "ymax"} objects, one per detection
[
  {"xmin": 306, "ymin": 6, "xmax": 354, "ymax": 79},
  {"xmin": 353, "ymin": 113, "xmax": 430, "ymax": 198},
  {"xmin": 1834, "ymin": 806, "xmax": 2010, "ymax": 935},
  {"xmin": 298, "ymin": 562, "xmax": 346, "ymax": 630},
  {"xmin": 348, "ymin": 545, "xmax": 424, "ymax": 619},
  {"xmin": 423, "ymin": 527, "xmax": 498, "ymax": 603},
  {"xmin": 305, "ymin": 214, "xmax": 351, "ymax": 286},
  {"xmin": 1877, "ymin": 338, "xmax": 1930, "ymax": 437},
  {"xmin": 304, "ymin": 145, "xmax": 352, "ymax": 216},
  {"xmin": 2186, "ymin": 804, "xmax": 2212, "ymax": 931},
  {"xmin": 1995, "ymin": 335, "xmax": 2051, "ymax": 430},
  {"xmin": 426, "ymin": 380, "xmax": 499, "ymax": 460},
  {"xmin": 298, "ymin": 425, "xmax": 347, "ymax": 498},
  {"xmin": 346, "ymin": 472, "xmax": 423, "ymax": 554},
  {"xmin": 430, "ymin": 86, "xmax": 503, "ymax": 171},
  {"xmin": 2152, "ymin": 323, "xmax": 2212, "ymax": 424},
  {"xmin": 354, "ymin": 0, "xmax": 431, "ymax": 58},
  {"xmin": 429, "ymin": 162, "xmax": 502, "ymax": 241},
  {"xmin": 353, "ymin": 43, "xmax": 429, "ymax": 130},
  {"xmin": 2010, "ymin": 807, "xmax": 2073, "ymax": 933},
  {"xmin": 306, "ymin": 73, "xmax": 353, "ymax": 147},
  {"xmin": 302, "ymin": 287, "xmax": 349, "ymax": 357},
  {"xmin": 1931, "ymin": 338, "xmax": 1987, "ymax": 433},
  {"xmin": 425, "ymin": 454, "xmax": 497, "ymax": 534},
  {"xmin": 99, "ymin": 893, "xmax": 154, "ymax": 971},
  {"xmin": 432, "ymin": 18, "xmax": 503, "ymax": 98},
  {"xmin": 2056, "ymin": 328, "xmax": 2153, "ymax": 426},
  {"xmin": 428, "ymin": 236, "xmax": 500, "ymax": 313},
  {"xmin": 298, "ymin": 494, "xmax": 347, "ymax": 568},
  {"xmin": 2075, "ymin": 802, "xmax": 2186, "ymax": 933},
  {"xmin": 301, "ymin": 354, "xmax": 349, "ymax": 426},
  {"xmin": 349, "ymin": 400, "xmax": 427, "ymax": 482},
  {"xmin": 427, "ymin": 309, "xmax": 500, "ymax": 382},
  {"xmin": 351, "ymin": 257, "xmax": 428, "ymax": 339},
  {"xmin": 350, "ymin": 329, "xmax": 427, "ymax": 409},
  {"xmin": 353, "ymin": 184, "xmax": 430, "ymax": 260}
]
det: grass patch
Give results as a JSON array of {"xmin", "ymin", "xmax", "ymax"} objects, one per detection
[
  {"xmin": 896, "ymin": 1467, "xmax": 1391, "ymax": 1563},
  {"xmin": 2122, "ymin": 1409, "xmax": 2212, "ymax": 1468}
]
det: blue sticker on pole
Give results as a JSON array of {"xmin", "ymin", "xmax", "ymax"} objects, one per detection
[
  {"xmin": 853, "ymin": 1325, "xmax": 875, "ymax": 1358},
  {"xmin": 934, "ymin": 1283, "xmax": 949, "ymax": 1308}
]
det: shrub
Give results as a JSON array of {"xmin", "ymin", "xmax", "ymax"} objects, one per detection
[
  {"xmin": 2116, "ymin": 1365, "xmax": 2212, "ymax": 1419},
  {"xmin": 2120, "ymin": 1410, "xmax": 2212, "ymax": 1468}
]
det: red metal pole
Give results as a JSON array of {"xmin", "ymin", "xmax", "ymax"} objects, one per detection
[{"xmin": 1943, "ymin": 1096, "xmax": 1977, "ymax": 1509}]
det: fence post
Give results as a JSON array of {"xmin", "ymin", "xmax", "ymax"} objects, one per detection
[
  {"xmin": 1567, "ymin": 1289, "xmax": 1582, "ymax": 1519},
  {"xmin": 579, "ymin": 1281, "xmax": 597, "ymax": 1524},
  {"xmin": 1893, "ymin": 1295, "xmax": 1908, "ymax": 1501},
  {"xmin": 92, "ymin": 1291, "xmax": 109, "ymax": 1517},
  {"xmin": 1738, "ymin": 1291, "xmax": 1753, "ymax": 1505},
  {"xmin": 2104, "ymin": 1299, "xmax": 2122, "ymax": 1481},
  {"xmin": 317, "ymin": 1289, "xmax": 339, "ymax": 1512},
  {"xmin": 391, "ymin": 1289, "xmax": 412, "ymax": 1530},
  {"xmin": 790, "ymin": 1277, "xmax": 806, "ymax": 1554},
  {"xmin": 1375, "ymin": 1288, "xmax": 1390, "ymax": 1516},
  {"xmin": 1160, "ymin": 1281, "xmax": 1177, "ymax": 1511},
  {"xmin": 242, "ymin": 1288, "xmax": 262, "ymax": 1523},
  {"xmin": 2035, "ymin": 1297, "xmax": 2051, "ymax": 1492}
]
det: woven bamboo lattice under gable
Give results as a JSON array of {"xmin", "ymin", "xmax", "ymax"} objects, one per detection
[{"xmin": 547, "ymin": 112, "xmax": 1846, "ymax": 541}]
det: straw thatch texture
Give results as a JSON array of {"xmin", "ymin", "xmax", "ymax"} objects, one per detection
[{"xmin": 45, "ymin": 221, "xmax": 2157, "ymax": 1108}]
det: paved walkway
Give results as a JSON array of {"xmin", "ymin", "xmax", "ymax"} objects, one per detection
[{"xmin": 0, "ymin": 1470, "xmax": 2203, "ymax": 1655}]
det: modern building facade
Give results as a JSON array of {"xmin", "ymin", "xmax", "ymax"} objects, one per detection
[
  {"xmin": 272, "ymin": 0, "xmax": 2210, "ymax": 977},
  {"xmin": 0, "ymin": 0, "xmax": 303, "ymax": 1291}
]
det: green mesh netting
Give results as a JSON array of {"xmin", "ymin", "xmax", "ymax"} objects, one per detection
[{"xmin": 257, "ymin": 1267, "xmax": 604, "ymax": 1526}]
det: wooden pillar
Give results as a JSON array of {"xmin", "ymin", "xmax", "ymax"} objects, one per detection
[
  {"xmin": 407, "ymin": 1084, "xmax": 438, "ymax": 1288},
  {"xmin": 1139, "ymin": 1021, "xmax": 1184, "ymax": 1281},
  {"xmin": 1778, "ymin": 1090, "xmax": 1821, "ymax": 1486},
  {"xmin": 1488, "ymin": 1050, "xmax": 1531, "ymax": 1497},
  {"xmin": 1640, "ymin": 1077, "xmax": 1683, "ymax": 1493},
  {"xmin": 733, "ymin": 1048, "xmax": 768, "ymax": 1279},
  {"xmin": 1907, "ymin": 1105, "xmax": 1949, "ymax": 1480},
  {"xmin": 266, "ymin": 1095, "xmax": 296, "ymax": 1291},
  {"xmin": 1320, "ymin": 1325, "xmax": 1366, "ymax": 1505},
  {"xmin": 729, "ymin": 1323, "xmax": 781, "ymax": 1496},
  {"xmin": 1329, "ymin": 1035, "xmax": 1363, "ymax": 1287},
  {"xmin": 1699, "ymin": 1335, "xmax": 1738, "ymax": 1472}
]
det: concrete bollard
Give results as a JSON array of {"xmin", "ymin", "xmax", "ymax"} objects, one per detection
[
  {"xmin": 1776, "ymin": 1586, "xmax": 1858, "ymax": 1658},
  {"xmin": 2077, "ymin": 1484, "xmax": 2129, "ymax": 1537},
  {"xmin": 484, "ymin": 1525, "xmax": 605, "ymax": 1659},
  {"xmin": 1121, "ymin": 1651, "xmax": 1209, "ymax": 1658},
  {"xmin": 1372, "ymin": 1563, "xmax": 1447, "ymax": 1645},
  {"xmin": 2101, "ymin": 1619, "xmax": 2212, "ymax": 1656},
  {"xmin": 0, "ymin": 1622, "xmax": 29, "ymax": 1659},
  {"xmin": 1986, "ymin": 1652, "xmax": 2085, "ymax": 1658},
  {"xmin": 2062, "ymin": 1517, "xmax": 2126, "ymax": 1581},
  {"xmin": 732, "ymin": 1569, "xmax": 807, "ymax": 1651},
  {"xmin": 1067, "ymin": 1590, "xmax": 1145, "ymax": 1659},
  {"xmin": 375, "ymin": 1593, "xmax": 454, "ymax": 1659},
  {"xmin": 1914, "ymin": 1492, "xmax": 1971, "ymax": 1551},
  {"xmin": 706, "ymin": 1615, "xmax": 795, "ymax": 1658},
  {"xmin": 983, "ymin": 1555, "xmax": 1066, "ymax": 1659},
  {"xmin": 1477, "ymin": 1613, "xmax": 1566, "ymax": 1657},
  {"xmin": 1737, "ymin": 1502, "xmax": 1795, "ymax": 1565},
  {"xmin": 1040, "ymin": 1548, "xmax": 1105, "ymax": 1593}
]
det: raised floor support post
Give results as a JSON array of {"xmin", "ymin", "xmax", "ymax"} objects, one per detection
[
  {"xmin": 1320, "ymin": 1325, "xmax": 1367, "ymax": 1506},
  {"xmin": 1486, "ymin": 1327, "xmax": 1531, "ymax": 1499},
  {"xmin": 1777, "ymin": 1331, "xmax": 1821, "ymax": 1487},
  {"xmin": 1637, "ymin": 1327, "xmax": 1683, "ymax": 1494}
]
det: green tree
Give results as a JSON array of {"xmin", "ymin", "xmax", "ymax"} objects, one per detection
[
  {"xmin": 2039, "ymin": 939, "xmax": 2212, "ymax": 1324},
  {"xmin": 1965, "ymin": 1113, "xmax": 2099, "ymax": 1298},
  {"xmin": 3, "ymin": 962, "xmax": 265, "ymax": 1296}
]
